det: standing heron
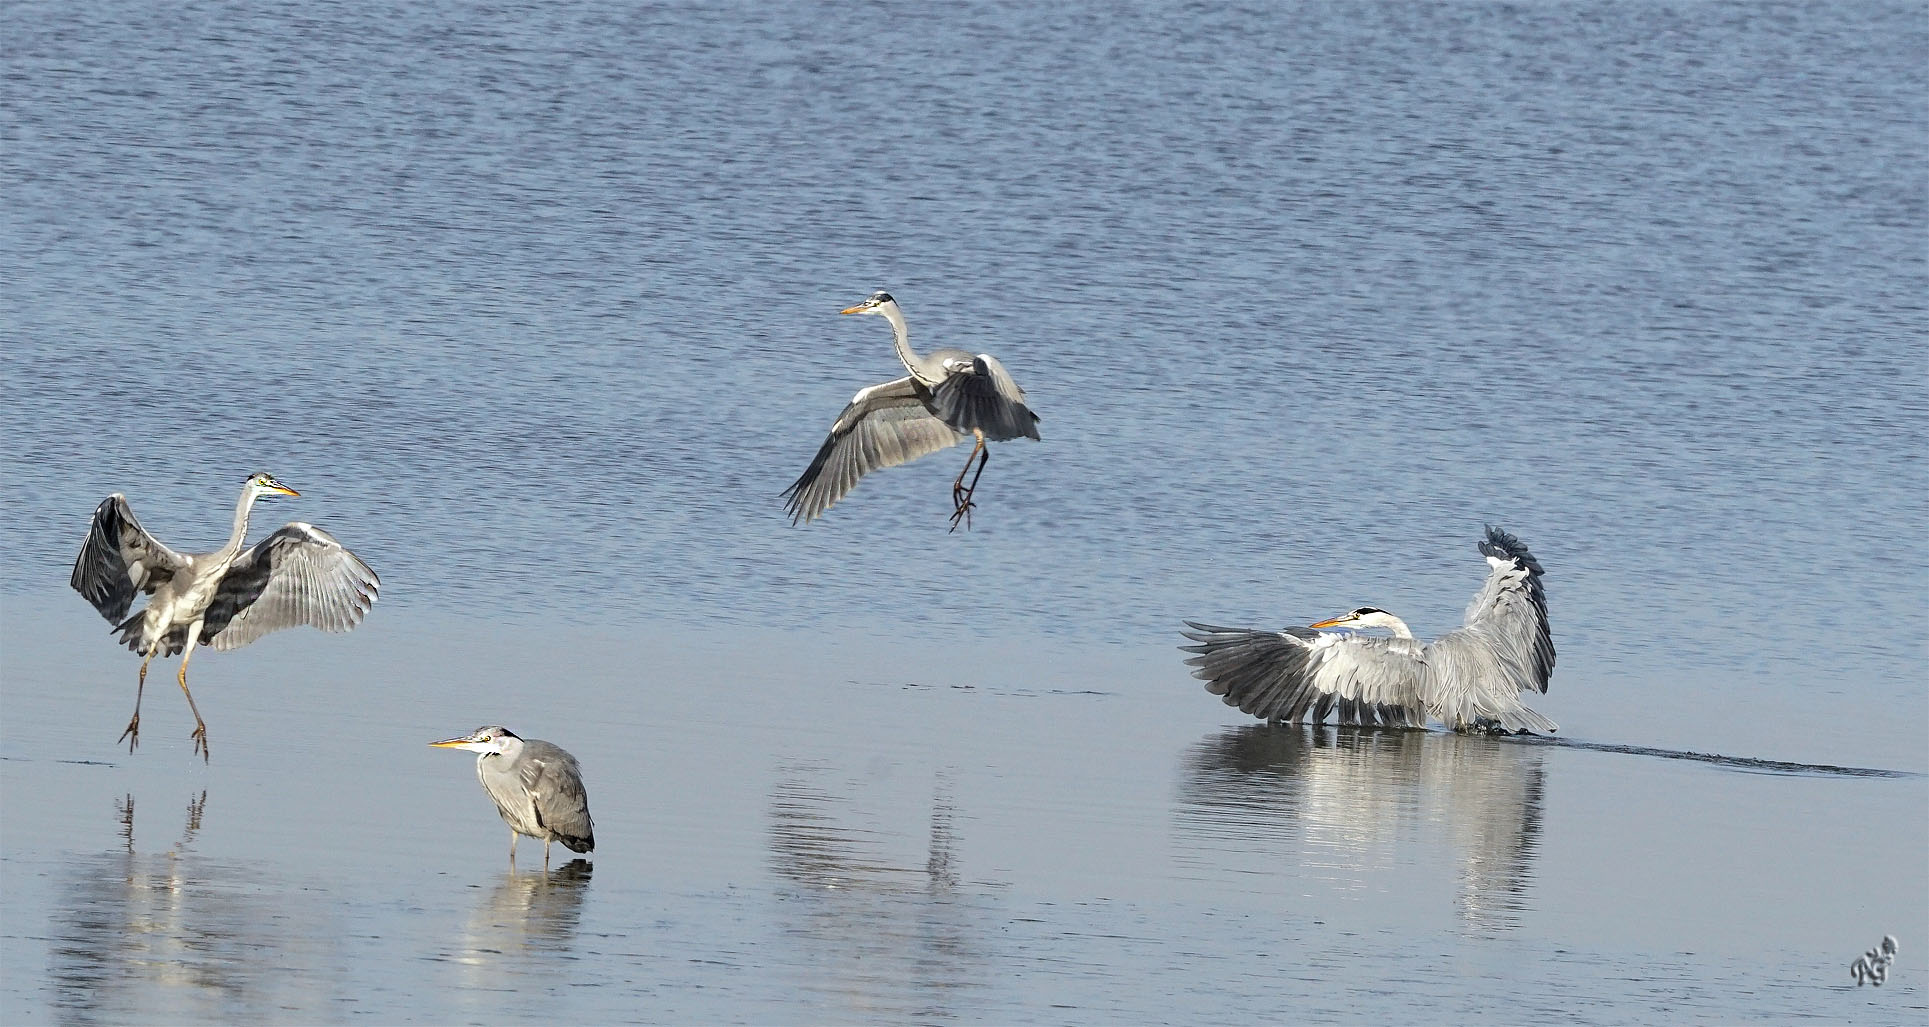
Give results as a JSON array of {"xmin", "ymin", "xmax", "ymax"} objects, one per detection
[
  {"xmin": 783, "ymin": 291, "xmax": 1041, "ymax": 530},
  {"xmin": 1180, "ymin": 526, "xmax": 1558, "ymax": 733},
  {"xmin": 431, "ymin": 726, "xmax": 595, "ymax": 867},
  {"xmin": 70, "ymin": 473, "xmax": 379, "ymax": 759}
]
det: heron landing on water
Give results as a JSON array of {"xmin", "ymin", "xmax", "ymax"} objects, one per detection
[
  {"xmin": 1181, "ymin": 526, "xmax": 1558, "ymax": 734},
  {"xmin": 783, "ymin": 291, "xmax": 1041, "ymax": 531},
  {"xmin": 70, "ymin": 473, "xmax": 380, "ymax": 760},
  {"xmin": 431, "ymin": 726, "xmax": 595, "ymax": 868}
]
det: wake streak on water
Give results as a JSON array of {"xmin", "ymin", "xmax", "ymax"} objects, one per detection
[{"xmin": 1504, "ymin": 734, "xmax": 1919, "ymax": 779}]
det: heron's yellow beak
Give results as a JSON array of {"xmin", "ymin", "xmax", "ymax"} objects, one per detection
[
  {"xmin": 272, "ymin": 485, "xmax": 300, "ymax": 497},
  {"xmin": 1308, "ymin": 616, "xmax": 1351, "ymax": 630},
  {"xmin": 429, "ymin": 737, "xmax": 473, "ymax": 748},
  {"xmin": 840, "ymin": 303, "xmax": 869, "ymax": 315}
]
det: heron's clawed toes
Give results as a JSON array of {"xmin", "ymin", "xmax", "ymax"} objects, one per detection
[
  {"xmin": 119, "ymin": 715, "xmax": 141, "ymax": 752},
  {"xmin": 949, "ymin": 494, "xmax": 975, "ymax": 532},
  {"xmin": 190, "ymin": 724, "xmax": 210, "ymax": 762}
]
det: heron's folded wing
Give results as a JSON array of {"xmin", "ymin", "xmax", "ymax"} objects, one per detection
[
  {"xmin": 1181, "ymin": 621, "xmax": 1426, "ymax": 725},
  {"xmin": 202, "ymin": 523, "xmax": 380, "ymax": 650},
  {"xmin": 1457, "ymin": 525, "xmax": 1555, "ymax": 695},
  {"xmin": 927, "ymin": 355, "xmax": 1041, "ymax": 442},
  {"xmin": 782, "ymin": 376, "xmax": 963, "ymax": 524},
  {"xmin": 69, "ymin": 494, "xmax": 189, "ymax": 622},
  {"xmin": 519, "ymin": 742, "xmax": 594, "ymax": 848}
]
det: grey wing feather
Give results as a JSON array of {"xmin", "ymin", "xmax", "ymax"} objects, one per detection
[
  {"xmin": 69, "ymin": 494, "xmax": 189, "ymax": 622},
  {"xmin": 518, "ymin": 741, "xmax": 595, "ymax": 852},
  {"xmin": 1423, "ymin": 526, "xmax": 1558, "ymax": 733},
  {"xmin": 926, "ymin": 354, "xmax": 1041, "ymax": 442},
  {"xmin": 782, "ymin": 376, "xmax": 964, "ymax": 524},
  {"xmin": 1180, "ymin": 621, "xmax": 1426, "ymax": 726},
  {"xmin": 202, "ymin": 523, "xmax": 380, "ymax": 650}
]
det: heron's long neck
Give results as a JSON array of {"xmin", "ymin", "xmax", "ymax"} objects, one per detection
[
  {"xmin": 1374, "ymin": 614, "xmax": 1416, "ymax": 640},
  {"xmin": 221, "ymin": 488, "xmax": 260, "ymax": 560},
  {"xmin": 881, "ymin": 304, "xmax": 933, "ymax": 382}
]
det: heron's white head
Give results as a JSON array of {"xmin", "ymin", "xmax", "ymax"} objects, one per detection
[
  {"xmin": 430, "ymin": 725, "xmax": 521, "ymax": 756},
  {"xmin": 840, "ymin": 290, "xmax": 897, "ymax": 316},
  {"xmin": 245, "ymin": 472, "xmax": 299, "ymax": 500},
  {"xmin": 1310, "ymin": 607, "xmax": 1405, "ymax": 632}
]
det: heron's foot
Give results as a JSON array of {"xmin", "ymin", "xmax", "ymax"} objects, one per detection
[
  {"xmin": 190, "ymin": 723, "xmax": 210, "ymax": 762},
  {"xmin": 118, "ymin": 715, "xmax": 141, "ymax": 753},
  {"xmin": 948, "ymin": 494, "xmax": 975, "ymax": 533}
]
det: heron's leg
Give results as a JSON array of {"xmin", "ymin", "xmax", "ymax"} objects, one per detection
[
  {"xmin": 120, "ymin": 645, "xmax": 160, "ymax": 751},
  {"xmin": 176, "ymin": 629, "xmax": 211, "ymax": 761},
  {"xmin": 948, "ymin": 437, "xmax": 990, "ymax": 533},
  {"xmin": 544, "ymin": 837, "xmax": 553, "ymax": 869},
  {"xmin": 509, "ymin": 829, "xmax": 519, "ymax": 867},
  {"xmin": 950, "ymin": 432, "xmax": 986, "ymax": 510}
]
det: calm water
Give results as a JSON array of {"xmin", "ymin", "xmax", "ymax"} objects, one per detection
[{"xmin": 3, "ymin": 1, "xmax": 1925, "ymax": 1023}]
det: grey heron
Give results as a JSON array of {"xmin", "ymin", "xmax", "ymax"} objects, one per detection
[
  {"xmin": 1181, "ymin": 526, "xmax": 1557, "ymax": 734},
  {"xmin": 431, "ymin": 726, "xmax": 595, "ymax": 867},
  {"xmin": 783, "ymin": 291, "xmax": 1040, "ymax": 530},
  {"xmin": 70, "ymin": 473, "xmax": 380, "ymax": 760}
]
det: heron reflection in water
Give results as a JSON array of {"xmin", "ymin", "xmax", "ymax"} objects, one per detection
[
  {"xmin": 51, "ymin": 792, "xmax": 340, "ymax": 1020},
  {"xmin": 783, "ymin": 291, "xmax": 1041, "ymax": 530},
  {"xmin": 766, "ymin": 764, "xmax": 987, "ymax": 1015},
  {"xmin": 459, "ymin": 860, "xmax": 594, "ymax": 963},
  {"xmin": 1178, "ymin": 726, "xmax": 1547, "ymax": 930},
  {"xmin": 1182, "ymin": 526, "xmax": 1557, "ymax": 733},
  {"xmin": 70, "ymin": 473, "xmax": 380, "ymax": 759}
]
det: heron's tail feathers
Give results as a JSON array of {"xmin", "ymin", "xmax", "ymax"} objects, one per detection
[{"xmin": 112, "ymin": 613, "xmax": 187, "ymax": 657}]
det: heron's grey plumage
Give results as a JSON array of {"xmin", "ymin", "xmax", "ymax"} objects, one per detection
[
  {"xmin": 434, "ymin": 726, "xmax": 595, "ymax": 866},
  {"xmin": 782, "ymin": 376, "xmax": 966, "ymax": 524},
  {"xmin": 68, "ymin": 474, "xmax": 379, "ymax": 758},
  {"xmin": 785, "ymin": 292, "xmax": 1039, "ymax": 525},
  {"xmin": 202, "ymin": 524, "xmax": 380, "ymax": 649},
  {"xmin": 71, "ymin": 494, "xmax": 190, "ymax": 626},
  {"xmin": 1181, "ymin": 526, "xmax": 1558, "ymax": 734}
]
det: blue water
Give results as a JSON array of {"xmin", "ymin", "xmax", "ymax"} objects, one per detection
[{"xmin": 3, "ymin": 1, "xmax": 1925, "ymax": 1023}]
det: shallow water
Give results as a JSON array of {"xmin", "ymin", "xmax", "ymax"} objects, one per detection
[{"xmin": 3, "ymin": 0, "xmax": 1926, "ymax": 1023}]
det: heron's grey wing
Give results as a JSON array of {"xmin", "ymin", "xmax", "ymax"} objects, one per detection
[
  {"xmin": 782, "ymin": 376, "xmax": 964, "ymax": 524},
  {"xmin": 518, "ymin": 741, "xmax": 595, "ymax": 852},
  {"xmin": 69, "ymin": 494, "xmax": 190, "ymax": 623},
  {"xmin": 1423, "ymin": 526, "xmax": 1558, "ymax": 732},
  {"xmin": 927, "ymin": 354, "xmax": 1041, "ymax": 442},
  {"xmin": 1181, "ymin": 621, "xmax": 1428, "ymax": 726},
  {"xmin": 201, "ymin": 523, "xmax": 380, "ymax": 650}
]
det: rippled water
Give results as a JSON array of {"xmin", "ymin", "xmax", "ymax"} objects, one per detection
[{"xmin": 3, "ymin": 0, "xmax": 1925, "ymax": 1023}]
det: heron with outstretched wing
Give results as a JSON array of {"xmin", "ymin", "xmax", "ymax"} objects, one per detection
[
  {"xmin": 70, "ymin": 473, "xmax": 380, "ymax": 759},
  {"xmin": 1181, "ymin": 526, "xmax": 1557, "ymax": 734},
  {"xmin": 783, "ymin": 291, "xmax": 1040, "ymax": 530}
]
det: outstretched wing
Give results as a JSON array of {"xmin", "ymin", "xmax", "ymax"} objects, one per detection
[
  {"xmin": 927, "ymin": 354, "xmax": 1041, "ymax": 442},
  {"xmin": 201, "ymin": 523, "xmax": 380, "ymax": 650},
  {"xmin": 1422, "ymin": 526, "xmax": 1557, "ymax": 733},
  {"xmin": 70, "ymin": 494, "xmax": 190, "ymax": 623},
  {"xmin": 1181, "ymin": 621, "xmax": 1428, "ymax": 727},
  {"xmin": 782, "ymin": 376, "xmax": 964, "ymax": 524},
  {"xmin": 519, "ymin": 740, "xmax": 595, "ymax": 852}
]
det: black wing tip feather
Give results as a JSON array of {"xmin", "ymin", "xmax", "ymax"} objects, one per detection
[
  {"xmin": 1480, "ymin": 524, "xmax": 1545, "ymax": 577},
  {"xmin": 780, "ymin": 432, "xmax": 840, "ymax": 524}
]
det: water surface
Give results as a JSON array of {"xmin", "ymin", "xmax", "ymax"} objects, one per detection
[{"xmin": 3, "ymin": 0, "xmax": 1925, "ymax": 1023}]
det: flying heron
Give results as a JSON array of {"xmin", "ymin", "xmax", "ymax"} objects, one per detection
[
  {"xmin": 1181, "ymin": 526, "xmax": 1558, "ymax": 733},
  {"xmin": 783, "ymin": 290, "xmax": 1041, "ymax": 530},
  {"xmin": 70, "ymin": 473, "xmax": 380, "ymax": 760},
  {"xmin": 431, "ymin": 726, "xmax": 595, "ymax": 867}
]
